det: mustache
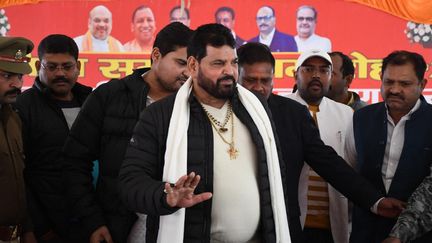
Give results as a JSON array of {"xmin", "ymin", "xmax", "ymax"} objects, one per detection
[
  {"xmin": 307, "ymin": 79, "xmax": 322, "ymax": 88},
  {"xmin": 259, "ymin": 24, "xmax": 269, "ymax": 28},
  {"xmin": 177, "ymin": 74, "xmax": 188, "ymax": 82},
  {"xmin": 217, "ymin": 75, "xmax": 236, "ymax": 84},
  {"xmin": 52, "ymin": 77, "xmax": 70, "ymax": 84},
  {"xmin": 5, "ymin": 87, "xmax": 21, "ymax": 96},
  {"xmin": 387, "ymin": 93, "xmax": 404, "ymax": 100}
]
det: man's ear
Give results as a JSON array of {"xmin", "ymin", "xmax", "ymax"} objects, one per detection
[
  {"xmin": 35, "ymin": 60, "xmax": 41, "ymax": 72},
  {"xmin": 76, "ymin": 60, "xmax": 81, "ymax": 71},
  {"xmin": 420, "ymin": 78, "xmax": 428, "ymax": 90},
  {"xmin": 345, "ymin": 74, "xmax": 354, "ymax": 88},
  {"xmin": 188, "ymin": 56, "xmax": 198, "ymax": 74},
  {"xmin": 151, "ymin": 47, "xmax": 161, "ymax": 64}
]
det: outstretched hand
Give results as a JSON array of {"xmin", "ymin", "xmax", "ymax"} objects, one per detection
[
  {"xmin": 377, "ymin": 197, "xmax": 406, "ymax": 218},
  {"xmin": 165, "ymin": 172, "xmax": 212, "ymax": 208}
]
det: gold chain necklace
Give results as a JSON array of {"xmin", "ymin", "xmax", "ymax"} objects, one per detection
[
  {"xmin": 201, "ymin": 102, "xmax": 232, "ymax": 133},
  {"xmin": 202, "ymin": 102, "xmax": 239, "ymax": 160}
]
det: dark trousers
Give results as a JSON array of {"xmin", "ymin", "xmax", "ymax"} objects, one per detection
[{"xmin": 302, "ymin": 227, "xmax": 334, "ymax": 243}]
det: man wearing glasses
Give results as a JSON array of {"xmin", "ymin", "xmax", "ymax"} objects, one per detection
[
  {"xmin": 15, "ymin": 34, "xmax": 92, "ymax": 242},
  {"xmin": 287, "ymin": 49, "xmax": 353, "ymax": 243},
  {"xmin": 249, "ymin": 5, "xmax": 297, "ymax": 52},
  {"xmin": 294, "ymin": 5, "xmax": 332, "ymax": 52}
]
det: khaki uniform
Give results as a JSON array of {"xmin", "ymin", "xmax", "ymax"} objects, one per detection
[{"xmin": 0, "ymin": 104, "xmax": 26, "ymax": 226}]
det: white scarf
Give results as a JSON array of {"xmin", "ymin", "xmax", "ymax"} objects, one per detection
[{"xmin": 157, "ymin": 77, "xmax": 291, "ymax": 243}]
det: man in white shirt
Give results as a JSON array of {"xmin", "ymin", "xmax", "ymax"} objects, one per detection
[
  {"xmin": 345, "ymin": 50, "xmax": 432, "ymax": 243},
  {"xmin": 74, "ymin": 5, "xmax": 124, "ymax": 52},
  {"xmin": 294, "ymin": 5, "xmax": 332, "ymax": 52}
]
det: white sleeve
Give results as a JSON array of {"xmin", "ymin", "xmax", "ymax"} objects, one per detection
[{"xmin": 344, "ymin": 116, "xmax": 357, "ymax": 168}]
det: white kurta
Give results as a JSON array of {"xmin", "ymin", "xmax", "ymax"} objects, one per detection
[{"xmin": 287, "ymin": 92, "xmax": 353, "ymax": 243}]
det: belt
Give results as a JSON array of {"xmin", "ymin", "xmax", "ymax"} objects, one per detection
[{"xmin": 0, "ymin": 225, "xmax": 21, "ymax": 241}]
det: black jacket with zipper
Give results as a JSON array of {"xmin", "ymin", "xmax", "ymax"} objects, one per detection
[{"xmin": 15, "ymin": 77, "xmax": 92, "ymax": 240}]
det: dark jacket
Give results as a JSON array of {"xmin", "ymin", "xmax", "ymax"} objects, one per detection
[
  {"xmin": 0, "ymin": 104, "xmax": 27, "ymax": 226},
  {"xmin": 350, "ymin": 97, "xmax": 432, "ymax": 243},
  {"xmin": 62, "ymin": 68, "xmax": 150, "ymax": 242},
  {"xmin": 267, "ymin": 94, "xmax": 383, "ymax": 243},
  {"xmin": 14, "ymin": 78, "xmax": 92, "ymax": 240},
  {"xmin": 119, "ymin": 91, "xmax": 287, "ymax": 243},
  {"xmin": 249, "ymin": 30, "xmax": 298, "ymax": 52},
  {"xmin": 348, "ymin": 91, "xmax": 368, "ymax": 111}
]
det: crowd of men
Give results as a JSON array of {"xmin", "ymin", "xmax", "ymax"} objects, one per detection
[{"xmin": 1, "ymin": 19, "xmax": 431, "ymax": 243}]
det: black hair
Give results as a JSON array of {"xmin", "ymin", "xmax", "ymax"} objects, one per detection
[
  {"xmin": 381, "ymin": 50, "xmax": 427, "ymax": 81},
  {"xmin": 329, "ymin": 51, "xmax": 354, "ymax": 78},
  {"xmin": 170, "ymin": 5, "xmax": 190, "ymax": 19},
  {"xmin": 153, "ymin": 22, "xmax": 193, "ymax": 56},
  {"xmin": 237, "ymin": 42, "xmax": 275, "ymax": 70},
  {"xmin": 215, "ymin": 6, "xmax": 235, "ymax": 20},
  {"xmin": 38, "ymin": 34, "xmax": 79, "ymax": 60},
  {"xmin": 187, "ymin": 23, "xmax": 235, "ymax": 62}
]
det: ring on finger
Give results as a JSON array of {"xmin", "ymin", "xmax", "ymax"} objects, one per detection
[{"xmin": 164, "ymin": 188, "xmax": 174, "ymax": 194}]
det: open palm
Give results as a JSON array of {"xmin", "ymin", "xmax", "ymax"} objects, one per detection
[{"xmin": 165, "ymin": 172, "xmax": 212, "ymax": 208}]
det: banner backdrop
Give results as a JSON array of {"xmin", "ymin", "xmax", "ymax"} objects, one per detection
[{"xmin": 3, "ymin": 0, "xmax": 432, "ymax": 103}]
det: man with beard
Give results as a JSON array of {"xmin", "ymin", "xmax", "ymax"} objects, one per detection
[
  {"xmin": 326, "ymin": 51, "xmax": 367, "ymax": 110},
  {"xmin": 249, "ymin": 5, "xmax": 297, "ymax": 52},
  {"xmin": 15, "ymin": 34, "xmax": 92, "ymax": 243},
  {"xmin": 287, "ymin": 49, "xmax": 354, "ymax": 242},
  {"xmin": 294, "ymin": 5, "xmax": 332, "ymax": 52},
  {"xmin": 0, "ymin": 36, "xmax": 37, "ymax": 243},
  {"xmin": 345, "ymin": 51, "xmax": 432, "ymax": 243},
  {"xmin": 74, "ymin": 5, "xmax": 124, "ymax": 52},
  {"xmin": 124, "ymin": 5, "xmax": 156, "ymax": 52},
  {"xmin": 62, "ymin": 22, "xmax": 192, "ymax": 243},
  {"xmin": 119, "ymin": 23, "xmax": 291, "ymax": 242},
  {"xmin": 237, "ymin": 42, "xmax": 405, "ymax": 243}
]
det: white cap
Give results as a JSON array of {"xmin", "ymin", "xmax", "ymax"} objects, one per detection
[{"xmin": 295, "ymin": 49, "xmax": 332, "ymax": 71}]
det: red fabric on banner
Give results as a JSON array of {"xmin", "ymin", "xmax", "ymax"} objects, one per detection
[{"xmin": 347, "ymin": 0, "xmax": 432, "ymax": 24}]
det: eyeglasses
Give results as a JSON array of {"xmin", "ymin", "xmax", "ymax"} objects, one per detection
[
  {"xmin": 297, "ymin": 17, "xmax": 315, "ymax": 22},
  {"xmin": 41, "ymin": 62, "xmax": 76, "ymax": 73},
  {"xmin": 0, "ymin": 71, "xmax": 23, "ymax": 81},
  {"xmin": 299, "ymin": 66, "xmax": 331, "ymax": 76},
  {"xmin": 256, "ymin": 15, "xmax": 274, "ymax": 22}
]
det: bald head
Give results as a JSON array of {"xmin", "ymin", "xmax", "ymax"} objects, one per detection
[{"xmin": 88, "ymin": 5, "xmax": 113, "ymax": 40}]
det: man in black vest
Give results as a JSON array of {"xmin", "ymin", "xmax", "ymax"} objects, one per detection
[{"xmin": 345, "ymin": 50, "xmax": 432, "ymax": 243}]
